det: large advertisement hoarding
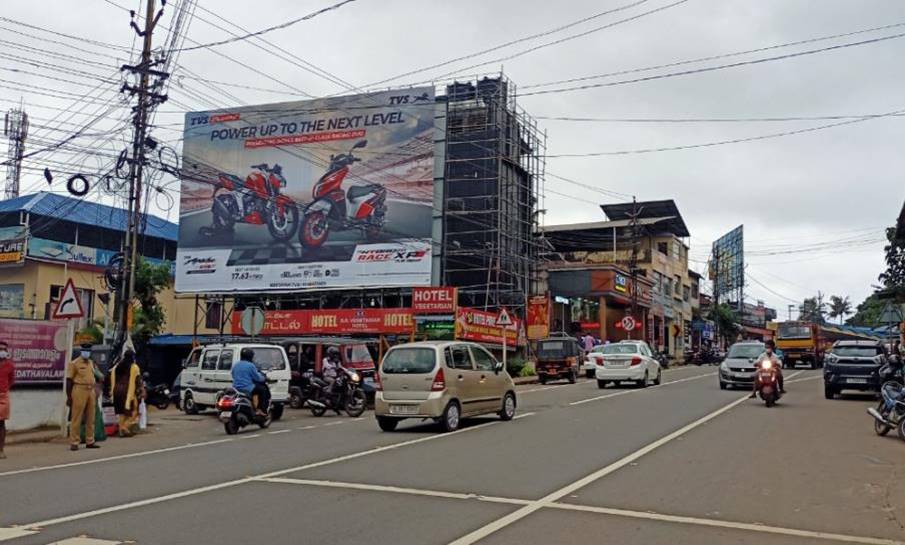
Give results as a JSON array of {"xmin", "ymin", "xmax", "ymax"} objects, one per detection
[
  {"xmin": 710, "ymin": 225, "xmax": 744, "ymax": 296},
  {"xmin": 176, "ymin": 88, "xmax": 436, "ymax": 292},
  {"xmin": 0, "ymin": 318, "xmax": 69, "ymax": 384}
]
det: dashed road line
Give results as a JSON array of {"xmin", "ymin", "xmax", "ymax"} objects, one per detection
[{"xmin": 569, "ymin": 372, "xmax": 715, "ymax": 406}]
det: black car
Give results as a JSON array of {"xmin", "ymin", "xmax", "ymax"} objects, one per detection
[{"xmin": 823, "ymin": 340, "xmax": 887, "ymax": 399}]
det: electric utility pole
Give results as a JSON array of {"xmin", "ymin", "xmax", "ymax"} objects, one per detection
[
  {"xmin": 627, "ymin": 197, "xmax": 641, "ymax": 340},
  {"xmin": 116, "ymin": 0, "xmax": 168, "ymax": 348}
]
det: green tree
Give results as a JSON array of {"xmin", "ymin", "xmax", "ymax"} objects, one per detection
[
  {"xmin": 130, "ymin": 257, "xmax": 171, "ymax": 351},
  {"xmin": 828, "ymin": 295, "xmax": 852, "ymax": 325},
  {"xmin": 799, "ymin": 293, "xmax": 827, "ymax": 324},
  {"xmin": 880, "ymin": 226, "xmax": 905, "ymax": 289},
  {"xmin": 846, "ymin": 293, "xmax": 885, "ymax": 327},
  {"xmin": 708, "ymin": 303, "xmax": 740, "ymax": 345}
]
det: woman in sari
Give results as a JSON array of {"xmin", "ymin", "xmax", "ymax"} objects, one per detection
[{"xmin": 110, "ymin": 350, "xmax": 142, "ymax": 437}]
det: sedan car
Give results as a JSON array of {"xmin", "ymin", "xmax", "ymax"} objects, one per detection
[
  {"xmin": 584, "ymin": 345, "xmax": 606, "ymax": 378},
  {"xmin": 594, "ymin": 341, "xmax": 661, "ymax": 388}
]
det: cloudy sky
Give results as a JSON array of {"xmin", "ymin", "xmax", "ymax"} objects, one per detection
[{"xmin": 3, "ymin": 0, "xmax": 903, "ymax": 315}]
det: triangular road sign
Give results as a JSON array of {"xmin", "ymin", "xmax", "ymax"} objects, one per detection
[
  {"xmin": 497, "ymin": 308, "xmax": 513, "ymax": 326},
  {"xmin": 52, "ymin": 279, "xmax": 85, "ymax": 320}
]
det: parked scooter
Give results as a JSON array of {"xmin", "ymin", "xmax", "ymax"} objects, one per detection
[
  {"xmin": 655, "ymin": 351, "xmax": 670, "ymax": 369},
  {"xmin": 307, "ymin": 366, "xmax": 367, "ymax": 418},
  {"xmin": 205, "ymin": 163, "xmax": 299, "ymax": 242},
  {"xmin": 142, "ymin": 372, "xmax": 171, "ymax": 410},
  {"xmin": 216, "ymin": 379, "xmax": 276, "ymax": 435},
  {"xmin": 298, "ymin": 140, "xmax": 387, "ymax": 249},
  {"xmin": 754, "ymin": 359, "xmax": 782, "ymax": 407}
]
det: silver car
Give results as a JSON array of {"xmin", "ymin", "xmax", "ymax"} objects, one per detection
[
  {"xmin": 718, "ymin": 341, "xmax": 765, "ymax": 389},
  {"xmin": 374, "ymin": 341, "xmax": 517, "ymax": 433}
]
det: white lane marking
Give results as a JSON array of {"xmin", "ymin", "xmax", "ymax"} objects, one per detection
[
  {"xmin": 47, "ymin": 539, "xmax": 121, "ymax": 545},
  {"xmin": 447, "ymin": 393, "xmax": 751, "ymax": 545},
  {"xmin": 256, "ymin": 476, "xmax": 904, "ymax": 545},
  {"xmin": 268, "ymin": 429, "xmax": 290, "ymax": 435},
  {"xmin": 239, "ymin": 434, "xmax": 261, "ymax": 439},
  {"xmin": 0, "ymin": 528, "xmax": 37, "ymax": 542},
  {"xmin": 569, "ymin": 373, "xmax": 715, "ymax": 406},
  {"xmin": 297, "ymin": 425, "xmax": 317, "ymax": 430},
  {"xmin": 259, "ymin": 477, "xmax": 534, "ymax": 506},
  {"xmin": 0, "ymin": 438, "xmax": 235, "ymax": 478},
  {"xmin": 20, "ymin": 413, "xmax": 532, "ymax": 530},
  {"xmin": 512, "ymin": 412, "xmax": 535, "ymax": 420},
  {"xmin": 323, "ymin": 421, "xmax": 344, "ymax": 426},
  {"xmin": 547, "ymin": 503, "xmax": 905, "ymax": 545}
]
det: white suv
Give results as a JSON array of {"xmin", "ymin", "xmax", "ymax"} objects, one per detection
[{"xmin": 181, "ymin": 343, "xmax": 291, "ymax": 419}]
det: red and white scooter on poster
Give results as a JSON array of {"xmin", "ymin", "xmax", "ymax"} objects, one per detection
[{"xmin": 298, "ymin": 140, "xmax": 387, "ymax": 249}]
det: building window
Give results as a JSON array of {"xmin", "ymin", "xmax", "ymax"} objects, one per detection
[
  {"xmin": 683, "ymin": 285, "xmax": 690, "ymax": 302},
  {"xmin": 654, "ymin": 271, "xmax": 664, "ymax": 293},
  {"xmin": 674, "ymin": 275, "xmax": 681, "ymax": 296},
  {"xmin": 691, "ymin": 282, "xmax": 699, "ymax": 299},
  {"xmin": 657, "ymin": 241, "xmax": 668, "ymax": 255},
  {"xmin": 205, "ymin": 300, "xmax": 223, "ymax": 330},
  {"xmin": 671, "ymin": 241, "xmax": 681, "ymax": 260}
]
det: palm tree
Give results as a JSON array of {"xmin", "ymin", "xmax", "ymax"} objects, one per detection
[{"xmin": 828, "ymin": 295, "xmax": 853, "ymax": 325}]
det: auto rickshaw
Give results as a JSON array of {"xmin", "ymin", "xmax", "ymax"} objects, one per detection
[{"xmin": 535, "ymin": 335, "xmax": 583, "ymax": 384}]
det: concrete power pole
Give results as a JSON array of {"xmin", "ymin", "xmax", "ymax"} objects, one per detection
[
  {"xmin": 3, "ymin": 108, "xmax": 29, "ymax": 200},
  {"xmin": 116, "ymin": 0, "xmax": 168, "ymax": 347},
  {"xmin": 627, "ymin": 198, "xmax": 641, "ymax": 341}
]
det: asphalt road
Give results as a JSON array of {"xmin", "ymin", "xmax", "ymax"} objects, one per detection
[
  {"xmin": 1, "ymin": 365, "xmax": 904, "ymax": 545},
  {"xmin": 178, "ymin": 198, "xmax": 432, "ymax": 254}
]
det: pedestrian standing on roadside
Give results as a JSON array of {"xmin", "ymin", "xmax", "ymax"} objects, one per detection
[
  {"xmin": 0, "ymin": 341, "xmax": 14, "ymax": 459},
  {"xmin": 110, "ymin": 349, "xmax": 142, "ymax": 437},
  {"xmin": 66, "ymin": 343, "xmax": 101, "ymax": 451}
]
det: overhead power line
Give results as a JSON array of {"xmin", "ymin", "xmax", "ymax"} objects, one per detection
[
  {"xmin": 545, "ymin": 107, "xmax": 905, "ymax": 158},
  {"xmin": 174, "ymin": 0, "xmax": 359, "ymax": 52},
  {"xmin": 521, "ymin": 30, "xmax": 905, "ymax": 97},
  {"xmin": 534, "ymin": 113, "xmax": 905, "ymax": 123},
  {"xmin": 523, "ymin": 19, "xmax": 905, "ymax": 90}
]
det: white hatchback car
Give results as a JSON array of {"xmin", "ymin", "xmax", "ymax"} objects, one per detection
[{"xmin": 594, "ymin": 340, "xmax": 662, "ymax": 388}]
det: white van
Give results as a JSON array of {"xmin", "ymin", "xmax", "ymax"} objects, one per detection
[{"xmin": 181, "ymin": 343, "xmax": 291, "ymax": 419}]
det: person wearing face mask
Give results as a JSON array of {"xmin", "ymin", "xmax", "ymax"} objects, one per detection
[
  {"xmin": 0, "ymin": 341, "xmax": 14, "ymax": 459},
  {"xmin": 66, "ymin": 343, "xmax": 102, "ymax": 451},
  {"xmin": 750, "ymin": 339, "xmax": 785, "ymax": 399}
]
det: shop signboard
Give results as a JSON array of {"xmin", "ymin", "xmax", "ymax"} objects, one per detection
[
  {"xmin": 0, "ymin": 227, "xmax": 26, "ymax": 267},
  {"xmin": 176, "ymin": 88, "xmax": 436, "ymax": 293},
  {"xmin": 412, "ymin": 287, "xmax": 457, "ymax": 314},
  {"xmin": 415, "ymin": 315, "xmax": 455, "ymax": 340},
  {"xmin": 455, "ymin": 307, "xmax": 521, "ymax": 346},
  {"xmin": 0, "ymin": 318, "xmax": 69, "ymax": 384},
  {"xmin": 526, "ymin": 294, "xmax": 550, "ymax": 340},
  {"xmin": 231, "ymin": 308, "xmax": 415, "ymax": 336},
  {"xmin": 27, "ymin": 237, "xmax": 171, "ymax": 271}
]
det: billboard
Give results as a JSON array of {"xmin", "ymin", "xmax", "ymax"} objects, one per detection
[
  {"xmin": 455, "ymin": 307, "xmax": 521, "ymax": 346},
  {"xmin": 526, "ymin": 294, "xmax": 550, "ymax": 340},
  {"xmin": 0, "ymin": 318, "xmax": 69, "ymax": 384},
  {"xmin": 176, "ymin": 88, "xmax": 436, "ymax": 293},
  {"xmin": 711, "ymin": 225, "xmax": 744, "ymax": 296},
  {"xmin": 231, "ymin": 308, "xmax": 415, "ymax": 336}
]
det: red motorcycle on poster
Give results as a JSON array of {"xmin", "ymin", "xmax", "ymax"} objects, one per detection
[
  {"xmin": 205, "ymin": 163, "xmax": 299, "ymax": 242},
  {"xmin": 298, "ymin": 140, "xmax": 387, "ymax": 249}
]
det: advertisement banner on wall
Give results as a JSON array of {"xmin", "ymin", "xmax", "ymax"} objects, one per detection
[
  {"xmin": 526, "ymin": 294, "xmax": 550, "ymax": 340},
  {"xmin": 0, "ymin": 284, "xmax": 24, "ymax": 318},
  {"xmin": 455, "ymin": 307, "xmax": 521, "ymax": 346},
  {"xmin": 176, "ymin": 88, "xmax": 436, "ymax": 293},
  {"xmin": 0, "ymin": 227, "xmax": 26, "ymax": 267},
  {"xmin": 232, "ymin": 308, "xmax": 415, "ymax": 336},
  {"xmin": 0, "ymin": 318, "xmax": 69, "ymax": 384}
]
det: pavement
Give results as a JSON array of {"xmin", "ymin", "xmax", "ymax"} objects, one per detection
[{"xmin": 0, "ymin": 365, "xmax": 903, "ymax": 545}]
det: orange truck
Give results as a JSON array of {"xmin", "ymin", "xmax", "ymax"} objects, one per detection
[{"xmin": 775, "ymin": 321, "xmax": 830, "ymax": 369}]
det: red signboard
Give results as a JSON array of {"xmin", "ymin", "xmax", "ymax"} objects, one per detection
[
  {"xmin": 0, "ymin": 318, "xmax": 69, "ymax": 384},
  {"xmin": 455, "ymin": 307, "xmax": 521, "ymax": 345},
  {"xmin": 232, "ymin": 308, "xmax": 415, "ymax": 336},
  {"xmin": 526, "ymin": 295, "xmax": 550, "ymax": 340},
  {"xmin": 412, "ymin": 287, "xmax": 457, "ymax": 314}
]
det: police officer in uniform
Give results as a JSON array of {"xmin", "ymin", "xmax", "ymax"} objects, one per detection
[{"xmin": 66, "ymin": 343, "xmax": 102, "ymax": 451}]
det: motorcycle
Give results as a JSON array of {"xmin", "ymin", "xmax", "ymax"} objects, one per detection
[
  {"xmin": 206, "ymin": 163, "xmax": 299, "ymax": 242},
  {"xmin": 142, "ymin": 373, "xmax": 171, "ymax": 410},
  {"xmin": 655, "ymin": 351, "xmax": 670, "ymax": 369},
  {"xmin": 216, "ymin": 380, "xmax": 276, "ymax": 435},
  {"xmin": 298, "ymin": 140, "xmax": 387, "ymax": 249},
  {"xmin": 755, "ymin": 359, "xmax": 782, "ymax": 407},
  {"xmin": 868, "ymin": 381, "xmax": 905, "ymax": 440},
  {"xmin": 289, "ymin": 369, "xmax": 316, "ymax": 410},
  {"xmin": 307, "ymin": 366, "xmax": 367, "ymax": 418}
]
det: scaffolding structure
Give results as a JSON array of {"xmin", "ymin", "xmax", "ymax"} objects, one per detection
[{"xmin": 440, "ymin": 74, "xmax": 547, "ymax": 319}]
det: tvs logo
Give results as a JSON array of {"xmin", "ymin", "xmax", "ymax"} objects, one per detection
[
  {"xmin": 189, "ymin": 113, "xmax": 241, "ymax": 126},
  {"xmin": 412, "ymin": 92, "xmax": 431, "ymax": 103},
  {"xmin": 388, "ymin": 95, "xmax": 410, "ymax": 105},
  {"xmin": 182, "ymin": 255, "xmax": 217, "ymax": 275},
  {"xmin": 355, "ymin": 249, "xmax": 429, "ymax": 263}
]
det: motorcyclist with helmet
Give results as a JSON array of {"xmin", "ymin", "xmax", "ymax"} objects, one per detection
[
  {"xmin": 750, "ymin": 339, "xmax": 785, "ymax": 398},
  {"xmin": 321, "ymin": 346, "xmax": 341, "ymax": 394},
  {"xmin": 231, "ymin": 348, "xmax": 270, "ymax": 416}
]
